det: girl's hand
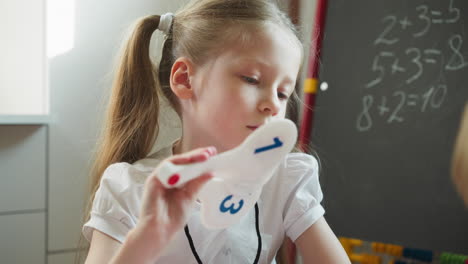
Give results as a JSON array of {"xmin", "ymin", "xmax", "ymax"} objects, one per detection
[
  {"xmin": 452, "ymin": 104, "xmax": 468, "ymax": 206},
  {"xmin": 111, "ymin": 146, "xmax": 217, "ymax": 264}
]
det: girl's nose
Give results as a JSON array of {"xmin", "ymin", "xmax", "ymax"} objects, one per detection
[{"xmin": 258, "ymin": 92, "xmax": 281, "ymax": 116}]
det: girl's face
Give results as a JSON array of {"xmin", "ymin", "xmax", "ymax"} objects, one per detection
[{"xmin": 180, "ymin": 24, "xmax": 302, "ymax": 153}]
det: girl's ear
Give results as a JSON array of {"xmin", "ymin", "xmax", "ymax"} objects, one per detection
[{"xmin": 170, "ymin": 57, "xmax": 194, "ymax": 99}]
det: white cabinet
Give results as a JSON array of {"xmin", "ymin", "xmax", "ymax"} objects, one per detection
[{"xmin": 0, "ymin": 213, "xmax": 46, "ymax": 264}]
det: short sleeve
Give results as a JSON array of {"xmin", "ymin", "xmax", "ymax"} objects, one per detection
[
  {"xmin": 282, "ymin": 153, "xmax": 325, "ymax": 242},
  {"xmin": 82, "ymin": 162, "xmax": 145, "ymax": 243}
]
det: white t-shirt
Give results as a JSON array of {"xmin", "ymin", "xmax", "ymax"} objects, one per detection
[{"xmin": 83, "ymin": 144, "xmax": 325, "ymax": 264}]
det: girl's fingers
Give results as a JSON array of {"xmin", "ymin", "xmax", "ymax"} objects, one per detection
[
  {"xmin": 141, "ymin": 172, "xmax": 212, "ymax": 217},
  {"xmin": 171, "ymin": 153, "xmax": 207, "ymax": 164},
  {"xmin": 170, "ymin": 146, "xmax": 217, "ymax": 165},
  {"xmin": 139, "ymin": 176, "xmax": 162, "ymax": 217},
  {"xmin": 141, "ymin": 147, "xmax": 216, "ymax": 215},
  {"xmin": 452, "ymin": 104, "xmax": 468, "ymax": 205}
]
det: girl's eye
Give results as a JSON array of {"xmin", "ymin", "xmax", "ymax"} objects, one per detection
[
  {"xmin": 278, "ymin": 92, "xmax": 289, "ymax": 100},
  {"xmin": 242, "ymin": 76, "xmax": 259, "ymax": 85}
]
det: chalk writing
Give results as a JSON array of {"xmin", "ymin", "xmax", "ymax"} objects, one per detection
[{"xmin": 357, "ymin": 0, "xmax": 466, "ymax": 132}]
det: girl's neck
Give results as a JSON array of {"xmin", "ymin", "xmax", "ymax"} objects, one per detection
[
  {"xmin": 172, "ymin": 124, "xmax": 229, "ymax": 155},
  {"xmin": 172, "ymin": 138, "xmax": 199, "ymax": 155}
]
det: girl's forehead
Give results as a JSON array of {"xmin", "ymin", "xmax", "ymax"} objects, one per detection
[
  {"xmin": 224, "ymin": 28, "xmax": 300, "ymax": 57},
  {"xmin": 217, "ymin": 23, "xmax": 300, "ymax": 52},
  {"xmin": 195, "ymin": 24, "xmax": 302, "ymax": 77},
  {"xmin": 220, "ymin": 28, "xmax": 301, "ymax": 67}
]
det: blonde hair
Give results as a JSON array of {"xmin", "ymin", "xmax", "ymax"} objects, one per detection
[{"xmin": 77, "ymin": 0, "xmax": 304, "ymax": 261}]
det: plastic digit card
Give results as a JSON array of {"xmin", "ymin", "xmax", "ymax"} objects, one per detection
[{"xmin": 152, "ymin": 119, "xmax": 298, "ymax": 229}]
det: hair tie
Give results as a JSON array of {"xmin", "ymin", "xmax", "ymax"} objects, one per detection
[{"xmin": 158, "ymin": 13, "xmax": 174, "ymax": 35}]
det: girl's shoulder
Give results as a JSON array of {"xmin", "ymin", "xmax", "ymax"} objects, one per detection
[
  {"xmin": 265, "ymin": 152, "xmax": 322, "ymax": 196},
  {"xmin": 264, "ymin": 152, "xmax": 321, "ymax": 193},
  {"xmin": 100, "ymin": 145, "xmax": 172, "ymax": 186},
  {"xmin": 282, "ymin": 152, "xmax": 319, "ymax": 174}
]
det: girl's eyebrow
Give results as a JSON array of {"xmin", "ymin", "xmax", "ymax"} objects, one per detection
[
  {"xmin": 235, "ymin": 57, "xmax": 270, "ymax": 69},
  {"xmin": 236, "ymin": 58, "xmax": 296, "ymax": 85}
]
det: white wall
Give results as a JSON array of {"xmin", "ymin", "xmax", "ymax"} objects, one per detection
[{"xmin": 47, "ymin": 0, "xmax": 188, "ymax": 259}]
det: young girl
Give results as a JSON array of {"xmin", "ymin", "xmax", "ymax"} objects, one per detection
[{"xmin": 82, "ymin": 0, "xmax": 350, "ymax": 263}]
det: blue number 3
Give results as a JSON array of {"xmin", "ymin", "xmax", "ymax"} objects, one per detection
[{"xmin": 220, "ymin": 195, "xmax": 244, "ymax": 214}]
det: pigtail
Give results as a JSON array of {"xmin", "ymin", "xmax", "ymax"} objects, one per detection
[
  {"xmin": 89, "ymin": 15, "xmax": 162, "ymax": 195},
  {"xmin": 76, "ymin": 15, "xmax": 166, "ymax": 263}
]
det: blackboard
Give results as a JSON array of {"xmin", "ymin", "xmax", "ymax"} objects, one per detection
[{"xmin": 313, "ymin": 0, "xmax": 468, "ymax": 254}]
